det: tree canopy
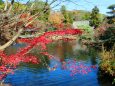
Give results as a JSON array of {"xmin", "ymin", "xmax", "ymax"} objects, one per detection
[
  {"xmin": 107, "ymin": 4, "xmax": 115, "ymax": 24},
  {"xmin": 108, "ymin": 4, "xmax": 115, "ymax": 10},
  {"xmin": 0, "ymin": 0, "xmax": 3, "ymax": 4},
  {"xmin": 61, "ymin": 5, "xmax": 74, "ymax": 24},
  {"xmin": 89, "ymin": 6, "xmax": 101, "ymax": 29}
]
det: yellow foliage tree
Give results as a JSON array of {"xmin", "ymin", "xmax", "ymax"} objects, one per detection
[{"xmin": 48, "ymin": 12, "xmax": 63, "ymax": 24}]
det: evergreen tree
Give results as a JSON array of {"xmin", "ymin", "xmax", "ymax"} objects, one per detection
[
  {"xmin": 68, "ymin": 12, "xmax": 74, "ymax": 24},
  {"xmin": 0, "ymin": 0, "xmax": 3, "ymax": 5},
  {"xmin": 107, "ymin": 4, "xmax": 115, "ymax": 24},
  {"xmin": 89, "ymin": 6, "xmax": 101, "ymax": 29},
  {"xmin": 61, "ymin": 5, "xmax": 68, "ymax": 23},
  {"xmin": 61, "ymin": 5, "xmax": 73, "ymax": 24}
]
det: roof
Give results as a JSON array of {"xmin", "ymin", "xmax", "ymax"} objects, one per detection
[{"xmin": 72, "ymin": 20, "xmax": 89, "ymax": 28}]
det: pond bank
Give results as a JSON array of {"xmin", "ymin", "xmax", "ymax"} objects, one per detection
[
  {"xmin": 80, "ymin": 42, "xmax": 115, "ymax": 85},
  {"xmin": 97, "ymin": 45, "xmax": 115, "ymax": 85},
  {"xmin": 98, "ymin": 68, "xmax": 115, "ymax": 85}
]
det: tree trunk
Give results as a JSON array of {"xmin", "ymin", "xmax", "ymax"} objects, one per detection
[
  {"xmin": 0, "ymin": 28, "xmax": 23, "ymax": 50},
  {"xmin": 4, "ymin": 0, "xmax": 8, "ymax": 11}
]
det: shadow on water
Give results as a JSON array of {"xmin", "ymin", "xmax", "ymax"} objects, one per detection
[{"xmin": 3, "ymin": 41, "xmax": 114, "ymax": 86}]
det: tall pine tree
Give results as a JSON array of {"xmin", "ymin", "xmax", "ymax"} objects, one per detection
[
  {"xmin": 89, "ymin": 6, "xmax": 101, "ymax": 29},
  {"xmin": 61, "ymin": 5, "xmax": 68, "ymax": 23},
  {"xmin": 107, "ymin": 4, "xmax": 115, "ymax": 24}
]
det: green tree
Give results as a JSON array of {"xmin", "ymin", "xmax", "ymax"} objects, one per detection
[
  {"xmin": 0, "ymin": 0, "xmax": 3, "ymax": 4},
  {"xmin": 12, "ymin": 2, "xmax": 26, "ymax": 14},
  {"xmin": 43, "ymin": 3, "xmax": 50, "ymax": 21},
  {"xmin": 61, "ymin": 5, "xmax": 68, "ymax": 23},
  {"xmin": 82, "ymin": 12, "xmax": 90, "ymax": 20},
  {"xmin": 77, "ymin": 25, "xmax": 94, "ymax": 40},
  {"xmin": 107, "ymin": 4, "xmax": 115, "ymax": 24},
  {"xmin": 89, "ymin": 6, "xmax": 101, "ymax": 29},
  {"xmin": 68, "ymin": 12, "xmax": 74, "ymax": 24},
  {"xmin": 61, "ymin": 5, "xmax": 73, "ymax": 24},
  {"xmin": 29, "ymin": 0, "xmax": 50, "ymax": 21},
  {"xmin": 0, "ymin": 0, "xmax": 4, "ymax": 9}
]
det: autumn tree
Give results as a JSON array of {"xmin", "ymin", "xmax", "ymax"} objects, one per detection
[
  {"xmin": 0, "ymin": 0, "xmax": 70, "ymax": 50},
  {"xmin": 49, "ymin": 12, "xmax": 62, "ymax": 24},
  {"xmin": 0, "ymin": 0, "xmax": 47, "ymax": 49},
  {"xmin": 0, "ymin": 0, "xmax": 84, "ymax": 82},
  {"xmin": 89, "ymin": 6, "xmax": 101, "ymax": 29}
]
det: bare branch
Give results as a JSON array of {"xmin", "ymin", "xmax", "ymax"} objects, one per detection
[
  {"xmin": 7, "ymin": 0, "xmax": 15, "ymax": 15},
  {"xmin": 0, "ymin": 28, "xmax": 23, "ymax": 50},
  {"xmin": 4, "ymin": 0, "xmax": 8, "ymax": 11}
]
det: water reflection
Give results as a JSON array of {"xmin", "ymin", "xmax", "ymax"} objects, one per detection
[
  {"xmin": 5, "ymin": 43, "xmax": 27, "ymax": 55},
  {"xmin": 3, "ymin": 41, "xmax": 113, "ymax": 86},
  {"xmin": 47, "ymin": 41, "xmax": 74, "ymax": 62}
]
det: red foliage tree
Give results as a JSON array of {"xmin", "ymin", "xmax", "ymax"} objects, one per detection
[{"xmin": 0, "ymin": 29, "xmax": 83, "ymax": 80}]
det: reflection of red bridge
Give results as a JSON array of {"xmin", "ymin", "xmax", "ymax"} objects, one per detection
[
  {"xmin": 17, "ymin": 38, "xmax": 32, "ymax": 43},
  {"xmin": 19, "ymin": 28, "xmax": 39, "ymax": 38},
  {"xmin": 17, "ymin": 32, "xmax": 44, "ymax": 43}
]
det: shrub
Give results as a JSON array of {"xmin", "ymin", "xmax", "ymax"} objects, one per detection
[
  {"xmin": 99, "ymin": 45, "xmax": 115, "ymax": 83},
  {"xmin": 77, "ymin": 25, "xmax": 94, "ymax": 40}
]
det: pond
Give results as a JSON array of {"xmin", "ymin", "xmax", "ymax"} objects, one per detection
[{"xmin": 3, "ymin": 41, "xmax": 113, "ymax": 86}]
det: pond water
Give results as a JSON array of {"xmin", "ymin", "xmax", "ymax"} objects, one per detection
[{"xmin": 3, "ymin": 41, "xmax": 113, "ymax": 86}]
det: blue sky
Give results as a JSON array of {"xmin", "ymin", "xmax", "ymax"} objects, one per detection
[
  {"xmin": 6, "ymin": 0, "xmax": 114, "ymax": 14},
  {"xmin": 53, "ymin": 0, "xmax": 114, "ymax": 14}
]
